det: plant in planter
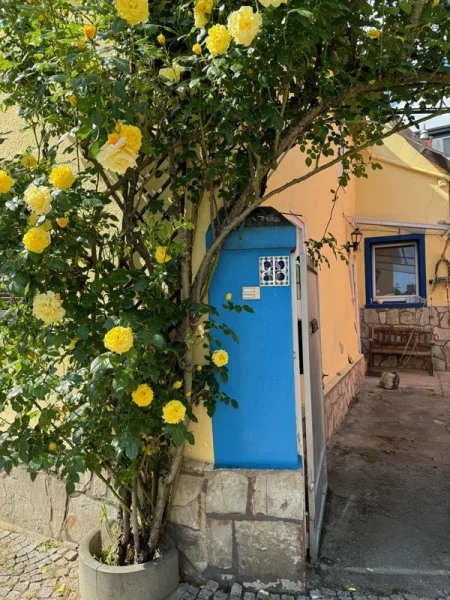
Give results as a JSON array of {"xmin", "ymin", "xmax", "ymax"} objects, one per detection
[{"xmin": 0, "ymin": 0, "xmax": 449, "ymax": 591}]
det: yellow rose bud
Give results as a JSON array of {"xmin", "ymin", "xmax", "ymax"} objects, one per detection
[
  {"xmin": 157, "ymin": 33, "xmax": 166, "ymax": 44},
  {"xmin": 68, "ymin": 338, "xmax": 79, "ymax": 350},
  {"xmin": 155, "ymin": 246, "xmax": 171, "ymax": 264},
  {"xmin": 192, "ymin": 43, "xmax": 202, "ymax": 55},
  {"xmin": 196, "ymin": 365, "xmax": 202, "ymax": 371},
  {"xmin": 367, "ymin": 28, "xmax": 381, "ymax": 40},
  {"xmin": 56, "ymin": 217, "xmax": 69, "ymax": 228},
  {"xmin": 108, "ymin": 133, "xmax": 120, "ymax": 145},
  {"xmin": 69, "ymin": 95, "xmax": 77, "ymax": 106},
  {"xmin": 83, "ymin": 24, "xmax": 97, "ymax": 40},
  {"xmin": 21, "ymin": 154, "xmax": 38, "ymax": 169},
  {"xmin": 115, "ymin": 0, "xmax": 149, "ymax": 26},
  {"xmin": 23, "ymin": 227, "xmax": 51, "ymax": 254},
  {"xmin": 76, "ymin": 39, "xmax": 86, "ymax": 49},
  {"xmin": 226, "ymin": 293, "xmax": 232, "ymax": 301},
  {"xmin": 132, "ymin": 383, "xmax": 154, "ymax": 407},
  {"xmin": 0, "ymin": 170, "xmax": 14, "ymax": 194},
  {"xmin": 104, "ymin": 326, "xmax": 134, "ymax": 354},
  {"xmin": 49, "ymin": 165, "xmax": 76, "ymax": 190},
  {"xmin": 186, "ymin": 391, "xmax": 192, "ymax": 398},
  {"xmin": 49, "ymin": 442, "xmax": 57, "ymax": 451},
  {"xmin": 162, "ymin": 400, "xmax": 186, "ymax": 424},
  {"xmin": 212, "ymin": 349, "xmax": 228, "ymax": 367},
  {"xmin": 173, "ymin": 381, "xmax": 182, "ymax": 389},
  {"xmin": 206, "ymin": 24, "xmax": 230, "ymax": 56}
]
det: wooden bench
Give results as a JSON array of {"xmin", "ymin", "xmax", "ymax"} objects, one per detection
[{"xmin": 369, "ymin": 326, "xmax": 434, "ymax": 376}]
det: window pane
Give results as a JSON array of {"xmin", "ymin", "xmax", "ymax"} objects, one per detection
[
  {"xmin": 444, "ymin": 138, "xmax": 450, "ymax": 155},
  {"xmin": 374, "ymin": 244, "xmax": 417, "ymax": 296}
]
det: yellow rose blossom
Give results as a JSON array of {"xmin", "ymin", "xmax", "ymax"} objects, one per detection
[
  {"xmin": 108, "ymin": 133, "xmax": 120, "ymax": 145},
  {"xmin": 76, "ymin": 39, "xmax": 86, "ymax": 49},
  {"xmin": 159, "ymin": 64, "xmax": 184, "ymax": 82},
  {"xmin": 206, "ymin": 24, "xmax": 231, "ymax": 56},
  {"xmin": 23, "ymin": 227, "xmax": 51, "ymax": 254},
  {"xmin": 132, "ymin": 383, "xmax": 154, "ymax": 407},
  {"xmin": 104, "ymin": 326, "xmax": 134, "ymax": 354},
  {"xmin": 97, "ymin": 137, "xmax": 138, "ymax": 175},
  {"xmin": 226, "ymin": 293, "xmax": 232, "ymax": 301},
  {"xmin": 186, "ymin": 391, "xmax": 192, "ymax": 398},
  {"xmin": 192, "ymin": 43, "xmax": 202, "ymax": 55},
  {"xmin": 24, "ymin": 184, "xmax": 52, "ymax": 215},
  {"xmin": 56, "ymin": 217, "xmax": 69, "ymax": 228},
  {"xmin": 196, "ymin": 365, "xmax": 202, "ymax": 371},
  {"xmin": 155, "ymin": 246, "xmax": 171, "ymax": 264},
  {"xmin": 68, "ymin": 338, "xmax": 79, "ymax": 350},
  {"xmin": 83, "ymin": 24, "xmax": 97, "ymax": 39},
  {"xmin": 115, "ymin": 0, "xmax": 149, "ymax": 25},
  {"xmin": 69, "ymin": 95, "xmax": 77, "ymax": 106},
  {"xmin": 157, "ymin": 33, "xmax": 166, "ymax": 44},
  {"xmin": 21, "ymin": 154, "xmax": 38, "ymax": 169},
  {"xmin": 257, "ymin": 0, "xmax": 286, "ymax": 6},
  {"xmin": 116, "ymin": 123, "xmax": 142, "ymax": 152},
  {"xmin": 228, "ymin": 6, "xmax": 262, "ymax": 46},
  {"xmin": 49, "ymin": 442, "xmax": 57, "ymax": 451},
  {"xmin": 61, "ymin": 8, "xmax": 68, "ymax": 15},
  {"xmin": 162, "ymin": 400, "xmax": 186, "ymax": 424},
  {"xmin": 212, "ymin": 349, "xmax": 229, "ymax": 367},
  {"xmin": 173, "ymin": 381, "xmax": 182, "ymax": 389},
  {"xmin": 367, "ymin": 28, "xmax": 381, "ymax": 40},
  {"xmin": 194, "ymin": 0, "xmax": 213, "ymax": 28},
  {"xmin": 33, "ymin": 291, "xmax": 66, "ymax": 324},
  {"xmin": 0, "ymin": 171, "xmax": 14, "ymax": 194},
  {"xmin": 49, "ymin": 165, "xmax": 76, "ymax": 190}
]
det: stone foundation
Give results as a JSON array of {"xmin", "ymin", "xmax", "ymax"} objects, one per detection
[
  {"xmin": 360, "ymin": 306, "xmax": 450, "ymax": 371},
  {"xmin": 168, "ymin": 464, "xmax": 306, "ymax": 592},
  {"xmin": 323, "ymin": 355, "xmax": 366, "ymax": 442}
]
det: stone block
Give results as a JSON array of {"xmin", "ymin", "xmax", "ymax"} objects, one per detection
[
  {"xmin": 379, "ymin": 312, "xmax": 387, "ymax": 324},
  {"xmin": 64, "ymin": 494, "xmax": 115, "ymax": 543},
  {"xmin": 439, "ymin": 311, "xmax": 450, "ymax": 328},
  {"xmin": 364, "ymin": 309, "xmax": 380, "ymax": 324},
  {"xmin": 235, "ymin": 521, "xmax": 304, "ymax": 585},
  {"xmin": 206, "ymin": 582, "xmax": 220, "ymax": 593},
  {"xmin": 206, "ymin": 472, "xmax": 248, "ymax": 515},
  {"xmin": 244, "ymin": 594, "xmax": 256, "ymax": 600},
  {"xmin": 0, "ymin": 468, "xmax": 67, "ymax": 539},
  {"xmin": 250, "ymin": 471, "xmax": 304, "ymax": 520},
  {"xmin": 170, "ymin": 474, "xmax": 204, "ymax": 530},
  {"xmin": 206, "ymin": 519, "xmax": 233, "ymax": 569},
  {"xmin": 257, "ymin": 592, "xmax": 270, "ymax": 600},
  {"xmin": 399, "ymin": 310, "xmax": 416, "ymax": 325},
  {"xmin": 230, "ymin": 584, "xmax": 243, "ymax": 598},
  {"xmin": 199, "ymin": 591, "xmax": 214, "ymax": 600},
  {"xmin": 214, "ymin": 592, "xmax": 229, "ymax": 600},
  {"xmin": 434, "ymin": 328, "xmax": 450, "ymax": 341},
  {"xmin": 386, "ymin": 309, "xmax": 399, "ymax": 325},
  {"xmin": 168, "ymin": 523, "xmax": 208, "ymax": 578},
  {"xmin": 430, "ymin": 307, "xmax": 440, "ymax": 327}
]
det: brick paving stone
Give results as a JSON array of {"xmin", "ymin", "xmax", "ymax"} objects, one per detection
[
  {"xmin": 199, "ymin": 589, "xmax": 215, "ymax": 600},
  {"xmin": 244, "ymin": 594, "xmax": 256, "ymax": 600},
  {"xmin": 231, "ymin": 584, "xmax": 243, "ymax": 598},
  {"xmin": 271, "ymin": 594, "xmax": 280, "ymax": 600},
  {"xmin": 207, "ymin": 582, "xmax": 221, "ymax": 593},
  {"xmin": 214, "ymin": 592, "xmax": 229, "ymax": 600},
  {"xmin": 257, "ymin": 592, "xmax": 270, "ymax": 600}
]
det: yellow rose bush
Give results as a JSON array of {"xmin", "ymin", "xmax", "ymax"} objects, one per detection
[{"xmin": 0, "ymin": 0, "xmax": 449, "ymax": 568}]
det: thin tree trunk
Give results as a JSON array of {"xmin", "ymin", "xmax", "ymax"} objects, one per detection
[
  {"xmin": 132, "ymin": 478, "xmax": 141, "ymax": 563},
  {"xmin": 117, "ymin": 489, "xmax": 132, "ymax": 566}
]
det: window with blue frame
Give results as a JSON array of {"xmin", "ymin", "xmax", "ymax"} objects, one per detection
[{"xmin": 364, "ymin": 234, "xmax": 426, "ymax": 308}]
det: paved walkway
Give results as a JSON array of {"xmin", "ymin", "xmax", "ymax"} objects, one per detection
[
  {"xmin": 0, "ymin": 528, "xmax": 79, "ymax": 599},
  {"xmin": 309, "ymin": 371, "xmax": 450, "ymax": 597}
]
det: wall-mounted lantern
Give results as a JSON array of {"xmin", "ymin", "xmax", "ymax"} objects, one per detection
[{"xmin": 347, "ymin": 227, "xmax": 363, "ymax": 252}]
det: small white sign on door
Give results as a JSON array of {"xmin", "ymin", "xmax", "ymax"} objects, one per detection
[{"xmin": 242, "ymin": 287, "xmax": 260, "ymax": 300}]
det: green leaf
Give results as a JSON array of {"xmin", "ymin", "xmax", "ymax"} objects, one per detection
[
  {"xmin": 90, "ymin": 355, "xmax": 113, "ymax": 375},
  {"xmin": 171, "ymin": 425, "xmax": 185, "ymax": 447}
]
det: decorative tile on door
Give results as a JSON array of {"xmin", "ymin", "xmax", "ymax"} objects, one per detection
[{"xmin": 259, "ymin": 256, "xmax": 290, "ymax": 286}]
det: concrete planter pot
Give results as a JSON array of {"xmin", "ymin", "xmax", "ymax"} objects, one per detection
[{"xmin": 79, "ymin": 528, "xmax": 179, "ymax": 600}]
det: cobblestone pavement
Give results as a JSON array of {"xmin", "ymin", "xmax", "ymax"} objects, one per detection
[
  {"xmin": 171, "ymin": 581, "xmax": 450, "ymax": 600},
  {"xmin": 0, "ymin": 528, "xmax": 79, "ymax": 600},
  {"xmin": 1, "ymin": 526, "xmax": 450, "ymax": 600}
]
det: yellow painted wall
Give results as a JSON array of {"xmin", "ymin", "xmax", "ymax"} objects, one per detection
[
  {"xmin": 266, "ymin": 150, "xmax": 363, "ymax": 387},
  {"xmin": 355, "ymin": 134, "xmax": 450, "ymax": 307}
]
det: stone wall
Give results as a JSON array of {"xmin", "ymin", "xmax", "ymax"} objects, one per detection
[
  {"xmin": 360, "ymin": 306, "xmax": 450, "ymax": 371},
  {"xmin": 168, "ymin": 464, "xmax": 306, "ymax": 593},
  {"xmin": 0, "ymin": 467, "xmax": 116, "ymax": 544},
  {"xmin": 323, "ymin": 355, "xmax": 366, "ymax": 442}
]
